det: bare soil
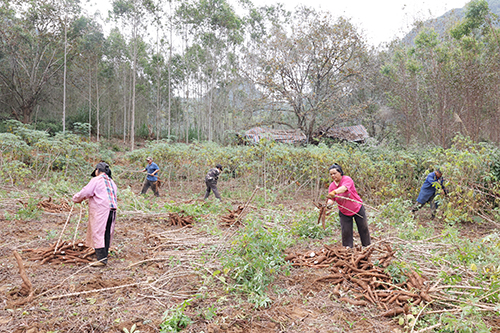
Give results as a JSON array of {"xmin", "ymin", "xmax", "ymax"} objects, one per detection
[{"xmin": 0, "ymin": 180, "xmax": 498, "ymax": 333}]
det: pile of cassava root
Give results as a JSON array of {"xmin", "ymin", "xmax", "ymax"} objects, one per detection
[
  {"xmin": 220, "ymin": 206, "xmax": 245, "ymax": 226},
  {"xmin": 285, "ymin": 243, "xmax": 433, "ymax": 317},
  {"xmin": 36, "ymin": 197, "xmax": 72, "ymax": 213},
  {"xmin": 23, "ymin": 241, "xmax": 95, "ymax": 264},
  {"xmin": 169, "ymin": 212, "xmax": 194, "ymax": 227}
]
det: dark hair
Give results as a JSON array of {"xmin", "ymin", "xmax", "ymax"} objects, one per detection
[
  {"xmin": 328, "ymin": 163, "xmax": 343, "ymax": 176},
  {"xmin": 91, "ymin": 162, "xmax": 112, "ymax": 178},
  {"xmin": 216, "ymin": 164, "xmax": 223, "ymax": 170}
]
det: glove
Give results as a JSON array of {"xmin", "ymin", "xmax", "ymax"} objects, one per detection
[{"xmin": 327, "ymin": 191, "xmax": 336, "ymax": 199}]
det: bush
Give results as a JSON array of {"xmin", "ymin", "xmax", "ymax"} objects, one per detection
[{"xmin": 221, "ymin": 218, "xmax": 293, "ymax": 302}]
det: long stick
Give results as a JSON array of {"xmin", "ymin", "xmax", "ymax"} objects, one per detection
[
  {"xmin": 48, "ymin": 282, "xmax": 146, "ymax": 300},
  {"xmin": 54, "ymin": 203, "xmax": 74, "ymax": 254},
  {"xmin": 72, "ymin": 204, "xmax": 84, "ymax": 248},
  {"xmin": 211, "ymin": 187, "xmax": 260, "ymax": 260},
  {"xmin": 327, "ymin": 200, "xmax": 365, "ymax": 219},
  {"xmin": 35, "ymin": 258, "xmax": 101, "ymax": 300},
  {"xmin": 235, "ymin": 186, "xmax": 260, "ymax": 224},
  {"xmin": 331, "ymin": 194, "xmax": 380, "ymax": 212}
]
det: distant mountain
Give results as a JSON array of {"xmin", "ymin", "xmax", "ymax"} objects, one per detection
[{"xmin": 402, "ymin": 0, "xmax": 500, "ymax": 45}]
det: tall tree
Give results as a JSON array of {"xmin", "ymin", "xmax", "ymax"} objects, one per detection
[
  {"xmin": 177, "ymin": 0, "xmax": 243, "ymax": 141},
  {"xmin": 0, "ymin": 0, "xmax": 81, "ymax": 124},
  {"xmin": 245, "ymin": 7, "xmax": 367, "ymax": 141},
  {"xmin": 111, "ymin": 0, "xmax": 150, "ymax": 150}
]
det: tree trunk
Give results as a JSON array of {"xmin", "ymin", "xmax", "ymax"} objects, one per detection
[
  {"xmin": 123, "ymin": 70, "xmax": 127, "ymax": 143},
  {"xmin": 131, "ymin": 33, "xmax": 137, "ymax": 150},
  {"xmin": 89, "ymin": 67, "xmax": 92, "ymax": 139},
  {"xmin": 96, "ymin": 69, "xmax": 100, "ymax": 142},
  {"xmin": 63, "ymin": 17, "xmax": 67, "ymax": 134},
  {"xmin": 156, "ymin": 26, "xmax": 160, "ymax": 141}
]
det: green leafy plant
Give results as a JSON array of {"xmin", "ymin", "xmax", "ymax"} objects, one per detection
[
  {"xmin": 15, "ymin": 197, "xmax": 41, "ymax": 221},
  {"xmin": 0, "ymin": 160, "xmax": 32, "ymax": 186},
  {"xmin": 159, "ymin": 299, "xmax": 192, "ymax": 332},
  {"xmin": 384, "ymin": 260, "xmax": 411, "ymax": 284},
  {"xmin": 221, "ymin": 218, "xmax": 293, "ymax": 304},
  {"xmin": 290, "ymin": 211, "xmax": 332, "ymax": 239}
]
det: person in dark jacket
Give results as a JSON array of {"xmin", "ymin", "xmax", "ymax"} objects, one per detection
[
  {"xmin": 140, "ymin": 157, "xmax": 160, "ymax": 197},
  {"xmin": 412, "ymin": 168, "xmax": 446, "ymax": 218},
  {"xmin": 204, "ymin": 164, "xmax": 223, "ymax": 201}
]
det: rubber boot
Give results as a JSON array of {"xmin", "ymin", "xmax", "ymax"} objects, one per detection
[{"xmin": 94, "ymin": 248, "xmax": 108, "ymax": 267}]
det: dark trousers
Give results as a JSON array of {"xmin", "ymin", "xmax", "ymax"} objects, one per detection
[
  {"xmin": 412, "ymin": 193, "xmax": 437, "ymax": 217},
  {"xmin": 104, "ymin": 209, "xmax": 116, "ymax": 252},
  {"xmin": 339, "ymin": 205, "xmax": 371, "ymax": 248},
  {"xmin": 204, "ymin": 179, "xmax": 221, "ymax": 200},
  {"xmin": 141, "ymin": 179, "xmax": 159, "ymax": 197},
  {"xmin": 96, "ymin": 209, "xmax": 116, "ymax": 263}
]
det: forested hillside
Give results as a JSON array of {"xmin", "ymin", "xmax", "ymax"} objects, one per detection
[{"xmin": 1, "ymin": 0, "xmax": 500, "ymax": 147}]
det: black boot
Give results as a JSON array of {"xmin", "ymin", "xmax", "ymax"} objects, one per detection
[{"xmin": 94, "ymin": 248, "xmax": 108, "ymax": 266}]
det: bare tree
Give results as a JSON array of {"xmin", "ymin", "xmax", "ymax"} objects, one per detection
[{"xmin": 245, "ymin": 8, "xmax": 367, "ymax": 141}]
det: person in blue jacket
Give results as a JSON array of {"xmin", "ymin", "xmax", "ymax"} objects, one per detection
[
  {"xmin": 140, "ymin": 157, "xmax": 160, "ymax": 197},
  {"xmin": 412, "ymin": 168, "xmax": 446, "ymax": 218}
]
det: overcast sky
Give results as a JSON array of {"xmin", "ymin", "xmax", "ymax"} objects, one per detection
[
  {"xmin": 85, "ymin": 0, "xmax": 470, "ymax": 46},
  {"xmin": 247, "ymin": 0, "xmax": 470, "ymax": 45}
]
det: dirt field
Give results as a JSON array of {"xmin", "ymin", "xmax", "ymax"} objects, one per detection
[{"xmin": 1, "ymin": 180, "xmax": 498, "ymax": 333}]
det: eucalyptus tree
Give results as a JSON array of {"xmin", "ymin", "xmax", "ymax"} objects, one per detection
[
  {"xmin": 105, "ymin": 28, "xmax": 130, "ymax": 141},
  {"xmin": 0, "ymin": 0, "xmax": 81, "ymax": 125},
  {"xmin": 111, "ymin": 0, "xmax": 151, "ymax": 150},
  {"xmin": 244, "ymin": 7, "xmax": 367, "ymax": 142},
  {"xmin": 177, "ymin": 0, "xmax": 243, "ymax": 142},
  {"xmin": 68, "ymin": 17, "xmax": 106, "ymax": 139}
]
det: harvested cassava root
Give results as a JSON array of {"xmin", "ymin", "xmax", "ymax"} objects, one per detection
[
  {"xmin": 286, "ymin": 243, "xmax": 433, "ymax": 316},
  {"xmin": 169, "ymin": 212, "xmax": 194, "ymax": 227},
  {"xmin": 36, "ymin": 197, "xmax": 72, "ymax": 213},
  {"xmin": 23, "ymin": 241, "xmax": 95, "ymax": 265},
  {"xmin": 10, "ymin": 251, "xmax": 34, "ymax": 306},
  {"xmin": 220, "ymin": 206, "xmax": 244, "ymax": 226},
  {"xmin": 313, "ymin": 201, "xmax": 332, "ymax": 229}
]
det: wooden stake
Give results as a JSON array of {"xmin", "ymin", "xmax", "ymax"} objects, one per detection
[
  {"xmin": 72, "ymin": 203, "xmax": 84, "ymax": 248},
  {"xmin": 54, "ymin": 203, "xmax": 74, "ymax": 254}
]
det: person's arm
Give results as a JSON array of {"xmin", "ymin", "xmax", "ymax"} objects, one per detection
[
  {"xmin": 72, "ymin": 178, "xmax": 97, "ymax": 203},
  {"xmin": 327, "ymin": 185, "xmax": 348, "ymax": 198},
  {"xmin": 440, "ymin": 178, "xmax": 448, "ymax": 196}
]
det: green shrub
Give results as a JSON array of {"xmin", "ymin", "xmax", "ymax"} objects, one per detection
[
  {"xmin": 159, "ymin": 299, "xmax": 192, "ymax": 332},
  {"xmin": 290, "ymin": 210, "xmax": 333, "ymax": 239},
  {"xmin": 221, "ymin": 218, "xmax": 293, "ymax": 302}
]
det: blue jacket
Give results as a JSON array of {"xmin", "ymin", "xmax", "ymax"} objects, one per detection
[
  {"xmin": 144, "ymin": 162, "xmax": 159, "ymax": 181},
  {"xmin": 416, "ymin": 171, "xmax": 444, "ymax": 204}
]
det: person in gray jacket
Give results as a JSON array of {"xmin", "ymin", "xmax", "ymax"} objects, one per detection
[{"xmin": 204, "ymin": 164, "xmax": 223, "ymax": 201}]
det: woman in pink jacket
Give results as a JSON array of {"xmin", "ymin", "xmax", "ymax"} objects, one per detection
[
  {"xmin": 326, "ymin": 163, "xmax": 371, "ymax": 248},
  {"xmin": 73, "ymin": 162, "xmax": 118, "ymax": 266}
]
